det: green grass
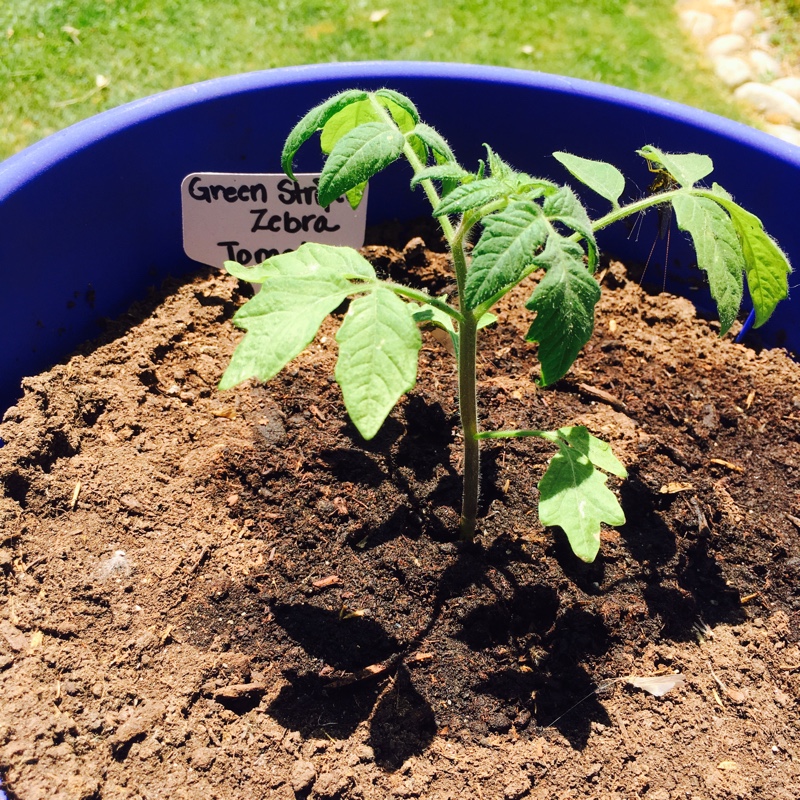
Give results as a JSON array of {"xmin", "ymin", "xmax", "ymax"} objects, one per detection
[
  {"xmin": 760, "ymin": 1, "xmax": 800, "ymax": 65},
  {"xmin": 1, "ymin": 0, "xmax": 749, "ymax": 161}
]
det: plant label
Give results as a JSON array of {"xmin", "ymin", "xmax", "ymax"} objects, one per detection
[{"xmin": 181, "ymin": 173, "xmax": 368, "ymax": 267}]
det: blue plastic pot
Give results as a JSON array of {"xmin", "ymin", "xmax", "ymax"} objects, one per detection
[{"xmin": 1, "ymin": 62, "xmax": 799, "ymax": 412}]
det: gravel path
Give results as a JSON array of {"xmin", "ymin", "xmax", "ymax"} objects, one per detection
[{"xmin": 678, "ymin": 0, "xmax": 800, "ymax": 146}]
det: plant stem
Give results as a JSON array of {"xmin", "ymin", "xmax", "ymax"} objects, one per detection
[
  {"xmin": 384, "ymin": 100, "xmax": 482, "ymax": 540},
  {"xmin": 395, "ymin": 120, "xmax": 483, "ymax": 539},
  {"xmin": 590, "ymin": 188, "xmax": 685, "ymax": 233},
  {"xmin": 475, "ymin": 428, "xmax": 557, "ymax": 441},
  {"xmin": 457, "ymin": 308, "xmax": 480, "ymax": 541},
  {"xmin": 382, "ymin": 281, "xmax": 465, "ymax": 323},
  {"xmin": 448, "ymin": 219, "xmax": 482, "ymax": 540},
  {"xmin": 401, "ymin": 142, "xmax": 456, "ymax": 243}
]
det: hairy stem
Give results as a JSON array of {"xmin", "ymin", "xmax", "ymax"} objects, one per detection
[
  {"xmin": 382, "ymin": 281, "xmax": 465, "ymax": 323},
  {"xmin": 458, "ymin": 309, "xmax": 480, "ymax": 541},
  {"xmin": 590, "ymin": 187, "xmax": 685, "ymax": 233},
  {"xmin": 402, "ymin": 141, "xmax": 456, "ymax": 243},
  {"xmin": 449, "ymin": 222, "xmax": 482, "ymax": 540},
  {"xmin": 371, "ymin": 95, "xmax": 482, "ymax": 538},
  {"xmin": 475, "ymin": 429, "xmax": 558, "ymax": 441}
]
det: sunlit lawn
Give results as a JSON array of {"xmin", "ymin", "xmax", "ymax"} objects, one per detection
[{"xmin": 1, "ymin": 0, "xmax": 748, "ymax": 161}]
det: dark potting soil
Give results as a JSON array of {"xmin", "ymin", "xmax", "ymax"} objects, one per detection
[{"xmin": 0, "ymin": 227, "xmax": 798, "ymax": 799}]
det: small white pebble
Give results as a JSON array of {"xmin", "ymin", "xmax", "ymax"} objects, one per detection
[
  {"xmin": 731, "ymin": 9, "xmax": 758, "ymax": 36},
  {"xmin": 714, "ymin": 56, "xmax": 752, "ymax": 88},
  {"xmin": 748, "ymin": 49, "xmax": 783, "ymax": 81},
  {"xmin": 679, "ymin": 10, "xmax": 716, "ymax": 39},
  {"xmin": 707, "ymin": 33, "xmax": 746, "ymax": 58}
]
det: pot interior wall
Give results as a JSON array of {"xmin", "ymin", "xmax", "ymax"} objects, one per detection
[{"xmin": 2, "ymin": 62, "xmax": 799, "ymax": 411}]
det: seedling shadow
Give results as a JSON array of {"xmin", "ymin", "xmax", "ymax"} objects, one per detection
[
  {"xmin": 548, "ymin": 533, "xmax": 607, "ymax": 595},
  {"xmin": 272, "ymin": 604, "xmax": 400, "ymax": 671},
  {"xmin": 269, "ymin": 673, "xmax": 386, "ymax": 740},
  {"xmin": 618, "ymin": 473, "xmax": 678, "ymax": 566},
  {"xmin": 320, "ymin": 447, "xmax": 388, "ymax": 488},
  {"xmin": 394, "ymin": 395, "xmax": 456, "ymax": 482},
  {"xmin": 617, "ymin": 475, "xmax": 745, "ymax": 639},
  {"xmin": 452, "ymin": 542, "xmax": 612, "ymax": 748},
  {"xmin": 368, "ymin": 666, "xmax": 437, "ymax": 770},
  {"xmin": 191, "ymin": 403, "xmax": 742, "ymax": 762},
  {"xmin": 266, "ymin": 602, "xmax": 436, "ymax": 766}
]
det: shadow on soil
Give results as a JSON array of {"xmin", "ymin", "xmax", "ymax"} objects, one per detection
[
  {"xmin": 259, "ymin": 538, "xmax": 615, "ymax": 757},
  {"xmin": 185, "ymin": 392, "xmax": 752, "ymax": 765},
  {"xmin": 266, "ymin": 601, "xmax": 435, "ymax": 768},
  {"xmin": 618, "ymin": 473, "xmax": 746, "ymax": 639}
]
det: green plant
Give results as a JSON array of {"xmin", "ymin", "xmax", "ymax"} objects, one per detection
[{"xmin": 219, "ymin": 89, "xmax": 790, "ymax": 562}]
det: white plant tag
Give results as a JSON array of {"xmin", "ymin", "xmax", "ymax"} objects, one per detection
[{"xmin": 181, "ymin": 173, "xmax": 368, "ymax": 268}]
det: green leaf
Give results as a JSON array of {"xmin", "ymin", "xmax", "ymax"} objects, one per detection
[
  {"xmin": 412, "ymin": 302, "xmax": 496, "ymax": 359},
  {"xmin": 410, "ymin": 123, "xmax": 456, "ymax": 163},
  {"xmin": 320, "ymin": 95, "xmax": 416, "ymax": 154},
  {"xmin": 375, "ymin": 89, "xmax": 420, "ymax": 124},
  {"xmin": 538, "ymin": 441, "xmax": 626, "ymax": 563},
  {"xmin": 345, "ymin": 181, "xmax": 367, "ymax": 210},
  {"xmin": 318, "ymin": 121, "xmax": 405, "ymax": 207},
  {"xmin": 542, "ymin": 185, "xmax": 598, "ymax": 271},
  {"xmin": 433, "ymin": 178, "xmax": 505, "ymax": 217},
  {"xmin": 412, "ymin": 301, "xmax": 458, "ymax": 354},
  {"xmin": 224, "ymin": 242, "xmax": 375, "ymax": 284},
  {"xmin": 555, "ymin": 426, "xmax": 627, "ymax": 478},
  {"xmin": 404, "ymin": 129, "xmax": 429, "ymax": 165},
  {"xmin": 470, "ymin": 425, "xmax": 626, "ymax": 560},
  {"xmin": 281, "ymin": 90, "xmax": 368, "ymax": 179},
  {"xmin": 377, "ymin": 94, "xmax": 419, "ymax": 131},
  {"xmin": 410, "ymin": 163, "xmax": 472, "ymax": 188},
  {"xmin": 464, "ymin": 200, "xmax": 548, "ymax": 309},
  {"xmin": 553, "ymin": 151, "xmax": 625, "ymax": 207},
  {"xmin": 411, "ymin": 302, "xmax": 456, "ymax": 333},
  {"xmin": 219, "ymin": 248, "xmax": 366, "ymax": 390},
  {"xmin": 671, "ymin": 193, "xmax": 744, "ymax": 334},
  {"xmin": 525, "ymin": 235, "xmax": 601, "ymax": 385},
  {"xmin": 710, "ymin": 182, "xmax": 733, "ymax": 202},
  {"xmin": 517, "ymin": 177, "xmax": 559, "ymax": 197},
  {"xmin": 477, "ymin": 311, "xmax": 498, "ymax": 330},
  {"xmin": 320, "ymin": 99, "xmax": 381, "ymax": 154},
  {"xmin": 335, "ymin": 287, "xmax": 422, "ymax": 440},
  {"xmin": 701, "ymin": 193, "xmax": 791, "ymax": 327},
  {"xmin": 486, "ymin": 145, "xmax": 548, "ymax": 195},
  {"xmin": 638, "ymin": 146, "xmax": 713, "ymax": 188},
  {"xmin": 486, "ymin": 145, "xmax": 515, "ymax": 181}
]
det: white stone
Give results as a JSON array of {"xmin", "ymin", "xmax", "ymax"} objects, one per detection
[
  {"xmin": 763, "ymin": 123, "xmax": 800, "ymax": 148},
  {"xmin": 753, "ymin": 32, "xmax": 773, "ymax": 50},
  {"xmin": 707, "ymin": 34, "xmax": 746, "ymax": 58},
  {"xmin": 731, "ymin": 9, "xmax": 758, "ymax": 36},
  {"xmin": 734, "ymin": 82, "xmax": 800, "ymax": 124},
  {"xmin": 748, "ymin": 49, "xmax": 783, "ymax": 80},
  {"xmin": 679, "ymin": 10, "xmax": 716, "ymax": 39},
  {"xmin": 770, "ymin": 76, "xmax": 800, "ymax": 103},
  {"xmin": 713, "ymin": 55, "xmax": 753, "ymax": 87}
]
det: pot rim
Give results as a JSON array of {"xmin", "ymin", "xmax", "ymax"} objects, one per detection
[{"xmin": 3, "ymin": 60, "xmax": 800, "ymax": 200}]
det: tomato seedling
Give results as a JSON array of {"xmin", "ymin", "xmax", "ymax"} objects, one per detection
[{"xmin": 219, "ymin": 89, "xmax": 790, "ymax": 562}]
